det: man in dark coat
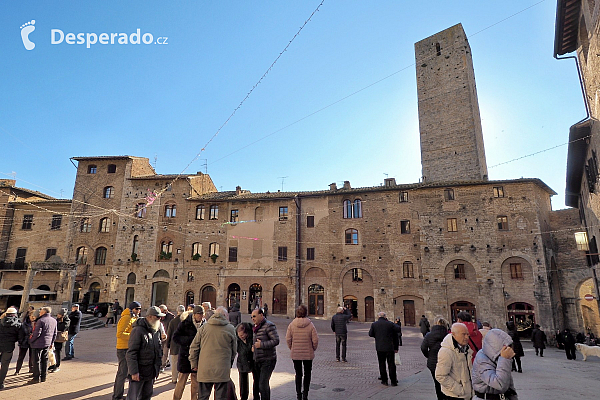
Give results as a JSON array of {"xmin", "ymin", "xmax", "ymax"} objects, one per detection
[
  {"xmin": 172, "ymin": 306, "xmax": 204, "ymax": 400},
  {"xmin": 64, "ymin": 303, "xmax": 82, "ymax": 360},
  {"xmin": 0, "ymin": 307, "xmax": 21, "ymax": 389},
  {"xmin": 420, "ymin": 315, "xmax": 448, "ymax": 400},
  {"xmin": 419, "ymin": 315, "xmax": 430, "ymax": 337},
  {"xmin": 126, "ymin": 306, "xmax": 165, "ymax": 399},
  {"xmin": 531, "ymin": 324, "xmax": 547, "ymax": 357},
  {"xmin": 166, "ymin": 305, "xmax": 185, "ymax": 384},
  {"xmin": 368, "ymin": 311, "xmax": 400, "ymax": 386},
  {"xmin": 48, "ymin": 308, "xmax": 69, "ymax": 373},
  {"xmin": 331, "ymin": 306, "xmax": 352, "ymax": 362},
  {"xmin": 506, "ymin": 321, "xmax": 524, "ymax": 372},
  {"xmin": 229, "ymin": 304, "xmax": 242, "ymax": 327},
  {"xmin": 251, "ymin": 307, "xmax": 280, "ymax": 400},
  {"xmin": 159, "ymin": 304, "xmax": 175, "ymax": 371},
  {"xmin": 563, "ymin": 328, "xmax": 576, "ymax": 360},
  {"xmin": 28, "ymin": 306, "xmax": 57, "ymax": 384}
]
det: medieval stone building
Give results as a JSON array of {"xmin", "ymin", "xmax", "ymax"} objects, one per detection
[{"xmin": 0, "ymin": 23, "xmax": 595, "ymax": 336}]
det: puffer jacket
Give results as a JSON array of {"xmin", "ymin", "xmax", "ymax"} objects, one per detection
[
  {"xmin": 0, "ymin": 314, "xmax": 21, "ymax": 352},
  {"xmin": 126, "ymin": 317, "xmax": 162, "ymax": 380},
  {"xmin": 435, "ymin": 333, "xmax": 474, "ymax": 400},
  {"xmin": 421, "ymin": 324, "xmax": 448, "ymax": 371},
  {"xmin": 331, "ymin": 309, "xmax": 352, "ymax": 335},
  {"xmin": 116, "ymin": 308, "xmax": 138, "ymax": 350},
  {"xmin": 471, "ymin": 329, "xmax": 518, "ymax": 400},
  {"xmin": 29, "ymin": 312, "xmax": 57, "ymax": 349},
  {"xmin": 236, "ymin": 323, "xmax": 254, "ymax": 373},
  {"xmin": 18, "ymin": 318, "xmax": 33, "ymax": 348},
  {"xmin": 286, "ymin": 317, "xmax": 318, "ymax": 360},
  {"xmin": 172, "ymin": 311, "xmax": 200, "ymax": 373},
  {"xmin": 252, "ymin": 318, "xmax": 279, "ymax": 362},
  {"xmin": 189, "ymin": 313, "xmax": 237, "ymax": 382}
]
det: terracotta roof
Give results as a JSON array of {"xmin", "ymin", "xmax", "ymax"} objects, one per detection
[{"xmin": 71, "ymin": 156, "xmax": 135, "ymax": 161}]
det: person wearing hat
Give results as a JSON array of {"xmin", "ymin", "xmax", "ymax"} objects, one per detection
[
  {"xmin": 64, "ymin": 304, "xmax": 82, "ymax": 360},
  {"xmin": 112, "ymin": 301, "xmax": 142, "ymax": 400},
  {"xmin": 126, "ymin": 306, "xmax": 165, "ymax": 399},
  {"xmin": 48, "ymin": 308, "xmax": 70, "ymax": 373},
  {"xmin": 0, "ymin": 306, "xmax": 21, "ymax": 389},
  {"xmin": 172, "ymin": 305, "xmax": 205, "ymax": 400}
]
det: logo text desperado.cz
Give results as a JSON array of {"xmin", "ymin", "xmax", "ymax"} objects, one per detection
[{"xmin": 51, "ymin": 29, "xmax": 167, "ymax": 48}]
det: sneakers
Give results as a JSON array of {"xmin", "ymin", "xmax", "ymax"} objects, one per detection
[
  {"xmin": 50, "ymin": 368, "xmax": 60, "ymax": 373},
  {"xmin": 342, "ymin": 359, "xmax": 348, "ymax": 363},
  {"xmin": 26, "ymin": 379, "xmax": 40, "ymax": 385},
  {"xmin": 336, "ymin": 358, "xmax": 340, "ymax": 362}
]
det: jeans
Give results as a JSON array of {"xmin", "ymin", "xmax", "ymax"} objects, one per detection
[
  {"xmin": 112, "ymin": 349, "xmax": 128, "ymax": 399},
  {"xmin": 239, "ymin": 371, "xmax": 250, "ymax": 400},
  {"xmin": 335, "ymin": 334, "xmax": 347, "ymax": 360},
  {"xmin": 253, "ymin": 359, "xmax": 276, "ymax": 400},
  {"xmin": 0, "ymin": 351, "xmax": 13, "ymax": 385},
  {"xmin": 65, "ymin": 333, "xmax": 77, "ymax": 358},
  {"xmin": 173, "ymin": 372, "xmax": 198, "ymax": 400},
  {"xmin": 376, "ymin": 351, "xmax": 396, "ymax": 384},
  {"xmin": 293, "ymin": 359, "xmax": 312, "ymax": 397},
  {"xmin": 127, "ymin": 377, "xmax": 154, "ymax": 400},
  {"xmin": 32, "ymin": 347, "xmax": 49, "ymax": 380},
  {"xmin": 15, "ymin": 346, "xmax": 31, "ymax": 374},
  {"xmin": 198, "ymin": 381, "xmax": 228, "ymax": 400}
]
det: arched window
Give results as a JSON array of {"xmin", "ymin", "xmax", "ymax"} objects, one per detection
[
  {"xmin": 136, "ymin": 203, "xmax": 146, "ymax": 218},
  {"xmin": 99, "ymin": 217, "xmax": 111, "ymax": 232},
  {"xmin": 345, "ymin": 228, "xmax": 358, "ymax": 245},
  {"xmin": 196, "ymin": 205, "xmax": 205, "ymax": 220},
  {"xmin": 132, "ymin": 235, "xmax": 139, "ymax": 257},
  {"xmin": 192, "ymin": 243, "xmax": 202, "ymax": 258},
  {"xmin": 80, "ymin": 218, "xmax": 91, "ymax": 233},
  {"xmin": 403, "ymin": 261, "xmax": 414, "ymax": 278},
  {"xmin": 127, "ymin": 272, "xmax": 136, "ymax": 284},
  {"xmin": 343, "ymin": 199, "xmax": 362, "ymax": 218},
  {"xmin": 95, "ymin": 247, "xmax": 107, "ymax": 265},
  {"xmin": 343, "ymin": 200, "xmax": 352, "ymax": 218},
  {"xmin": 103, "ymin": 186, "xmax": 114, "ymax": 199},
  {"xmin": 186, "ymin": 290, "xmax": 195, "ymax": 306},
  {"xmin": 209, "ymin": 242, "xmax": 220, "ymax": 256},
  {"xmin": 153, "ymin": 269, "xmax": 170, "ymax": 279},
  {"xmin": 209, "ymin": 205, "xmax": 219, "ymax": 220},
  {"xmin": 165, "ymin": 204, "xmax": 176, "ymax": 218},
  {"xmin": 351, "ymin": 268, "xmax": 363, "ymax": 282},
  {"xmin": 160, "ymin": 241, "xmax": 173, "ymax": 259},
  {"xmin": 75, "ymin": 246, "xmax": 88, "ymax": 265}
]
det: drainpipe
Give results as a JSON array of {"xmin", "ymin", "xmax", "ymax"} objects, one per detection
[
  {"xmin": 553, "ymin": 54, "xmax": 590, "ymax": 123},
  {"xmin": 294, "ymin": 195, "xmax": 301, "ymax": 307}
]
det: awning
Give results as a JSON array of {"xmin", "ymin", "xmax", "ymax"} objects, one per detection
[
  {"xmin": 29, "ymin": 289, "xmax": 57, "ymax": 296},
  {"xmin": 0, "ymin": 288, "xmax": 57, "ymax": 296}
]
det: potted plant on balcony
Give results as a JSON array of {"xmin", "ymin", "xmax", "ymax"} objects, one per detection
[
  {"xmin": 192, "ymin": 253, "xmax": 201, "ymax": 261},
  {"xmin": 210, "ymin": 253, "xmax": 218, "ymax": 263},
  {"xmin": 159, "ymin": 251, "xmax": 172, "ymax": 260}
]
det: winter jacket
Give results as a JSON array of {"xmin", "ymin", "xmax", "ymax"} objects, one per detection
[
  {"xmin": 116, "ymin": 308, "xmax": 138, "ymax": 350},
  {"xmin": 68, "ymin": 310, "xmax": 82, "ymax": 335},
  {"xmin": 126, "ymin": 317, "xmax": 163, "ymax": 380},
  {"xmin": 0, "ymin": 314, "xmax": 21, "ymax": 352},
  {"xmin": 531, "ymin": 328, "xmax": 546, "ymax": 349},
  {"xmin": 189, "ymin": 313, "xmax": 237, "ymax": 382},
  {"xmin": 173, "ymin": 311, "xmax": 201, "ymax": 373},
  {"xmin": 435, "ymin": 333, "xmax": 474, "ymax": 400},
  {"xmin": 29, "ymin": 312, "xmax": 58, "ymax": 349},
  {"xmin": 421, "ymin": 324, "xmax": 448, "ymax": 371},
  {"xmin": 286, "ymin": 317, "xmax": 319, "ymax": 360},
  {"xmin": 368, "ymin": 317, "xmax": 399, "ymax": 352},
  {"xmin": 480, "ymin": 327, "xmax": 491, "ymax": 340},
  {"xmin": 161, "ymin": 311, "xmax": 175, "ymax": 335},
  {"xmin": 419, "ymin": 317, "xmax": 430, "ymax": 335},
  {"xmin": 56, "ymin": 314, "xmax": 70, "ymax": 338},
  {"xmin": 236, "ymin": 323, "xmax": 254, "ymax": 373},
  {"xmin": 331, "ymin": 309, "xmax": 352, "ymax": 335},
  {"xmin": 18, "ymin": 318, "xmax": 33, "ymax": 348},
  {"xmin": 506, "ymin": 323, "xmax": 524, "ymax": 357},
  {"xmin": 395, "ymin": 321, "xmax": 403, "ymax": 346},
  {"xmin": 471, "ymin": 329, "xmax": 518, "ymax": 400},
  {"xmin": 167, "ymin": 313, "xmax": 184, "ymax": 355},
  {"xmin": 229, "ymin": 305, "xmax": 242, "ymax": 327},
  {"xmin": 252, "ymin": 318, "xmax": 279, "ymax": 363}
]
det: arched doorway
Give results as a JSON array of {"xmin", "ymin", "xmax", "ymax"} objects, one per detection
[
  {"xmin": 185, "ymin": 290, "xmax": 195, "ymax": 307},
  {"xmin": 127, "ymin": 273, "xmax": 136, "ymax": 284},
  {"xmin": 451, "ymin": 301, "xmax": 476, "ymax": 322},
  {"xmin": 365, "ymin": 296, "xmax": 374, "ymax": 322},
  {"xmin": 248, "ymin": 283, "xmax": 263, "ymax": 313},
  {"xmin": 151, "ymin": 281, "xmax": 168, "ymax": 307},
  {"xmin": 7, "ymin": 285, "xmax": 23, "ymax": 310},
  {"xmin": 227, "ymin": 283, "xmax": 241, "ymax": 308},
  {"xmin": 72, "ymin": 283, "xmax": 82, "ymax": 303},
  {"xmin": 272, "ymin": 284, "xmax": 288, "ymax": 315},
  {"xmin": 89, "ymin": 282, "xmax": 101, "ymax": 303},
  {"xmin": 201, "ymin": 286, "xmax": 217, "ymax": 308},
  {"xmin": 507, "ymin": 302, "xmax": 535, "ymax": 336},
  {"xmin": 403, "ymin": 299, "xmax": 416, "ymax": 326},
  {"xmin": 343, "ymin": 295, "xmax": 358, "ymax": 319},
  {"xmin": 153, "ymin": 269, "xmax": 170, "ymax": 279},
  {"xmin": 308, "ymin": 284, "xmax": 324, "ymax": 316},
  {"xmin": 125, "ymin": 287, "xmax": 135, "ymax": 306}
]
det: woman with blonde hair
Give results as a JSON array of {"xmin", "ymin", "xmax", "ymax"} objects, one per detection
[{"xmin": 286, "ymin": 304, "xmax": 318, "ymax": 400}]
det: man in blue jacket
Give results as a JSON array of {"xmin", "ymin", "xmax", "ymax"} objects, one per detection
[{"xmin": 28, "ymin": 306, "xmax": 57, "ymax": 384}]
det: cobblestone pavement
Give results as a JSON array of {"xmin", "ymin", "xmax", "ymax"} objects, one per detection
[{"xmin": 3, "ymin": 315, "xmax": 600, "ymax": 399}]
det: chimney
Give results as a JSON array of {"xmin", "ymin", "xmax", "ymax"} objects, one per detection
[
  {"xmin": 384, "ymin": 178, "xmax": 396, "ymax": 187},
  {"xmin": 343, "ymin": 181, "xmax": 351, "ymax": 190},
  {"xmin": 236, "ymin": 186, "xmax": 242, "ymax": 195},
  {"xmin": 329, "ymin": 183, "xmax": 337, "ymax": 191}
]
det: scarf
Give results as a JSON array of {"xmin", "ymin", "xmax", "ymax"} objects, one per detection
[{"xmin": 253, "ymin": 319, "xmax": 265, "ymax": 333}]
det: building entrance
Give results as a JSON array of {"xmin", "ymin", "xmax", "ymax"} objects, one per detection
[{"xmin": 308, "ymin": 284, "xmax": 324, "ymax": 316}]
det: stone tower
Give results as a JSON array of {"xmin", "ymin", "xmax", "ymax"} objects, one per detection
[{"xmin": 415, "ymin": 23, "xmax": 488, "ymax": 183}]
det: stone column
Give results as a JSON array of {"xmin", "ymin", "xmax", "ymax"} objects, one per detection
[{"xmin": 19, "ymin": 264, "xmax": 35, "ymax": 312}]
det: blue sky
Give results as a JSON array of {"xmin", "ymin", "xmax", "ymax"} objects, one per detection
[{"xmin": 0, "ymin": 1, "xmax": 584, "ymax": 209}]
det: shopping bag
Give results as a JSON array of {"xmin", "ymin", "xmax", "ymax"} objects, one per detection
[{"xmin": 394, "ymin": 352, "xmax": 402, "ymax": 365}]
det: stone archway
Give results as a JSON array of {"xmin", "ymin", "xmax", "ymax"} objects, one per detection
[
  {"xmin": 342, "ymin": 267, "xmax": 373, "ymax": 322},
  {"xmin": 272, "ymin": 284, "xmax": 288, "ymax": 315},
  {"xmin": 578, "ymin": 277, "xmax": 600, "ymax": 335}
]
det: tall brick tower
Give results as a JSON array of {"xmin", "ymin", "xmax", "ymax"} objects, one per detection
[{"xmin": 415, "ymin": 23, "xmax": 488, "ymax": 183}]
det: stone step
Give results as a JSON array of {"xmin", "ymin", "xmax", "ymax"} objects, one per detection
[{"xmin": 80, "ymin": 314, "xmax": 105, "ymax": 330}]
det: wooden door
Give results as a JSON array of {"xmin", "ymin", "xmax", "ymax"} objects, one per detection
[
  {"xmin": 403, "ymin": 300, "xmax": 416, "ymax": 326},
  {"xmin": 365, "ymin": 296, "xmax": 374, "ymax": 322},
  {"xmin": 272, "ymin": 284, "xmax": 287, "ymax": 314}
]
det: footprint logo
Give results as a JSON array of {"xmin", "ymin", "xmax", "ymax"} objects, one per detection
[{"xmin": 20, "ymin": 20, "xmax": 36, "ymax": 50}]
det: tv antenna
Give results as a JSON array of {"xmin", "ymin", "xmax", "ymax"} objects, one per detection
[
  {"xmin": 278, "ymin": 176, "xmax": 288, "ymax": 192},
  {"xmin": 153, "ymin": 154, "xmax": 158, "ymax": 169},
  {"xmin": 200, "ymin": 159, "xmax": 208, "ymax": 174}
]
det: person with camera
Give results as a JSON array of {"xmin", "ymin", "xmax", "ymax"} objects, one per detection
[{"xmin": 471, "ymin": 328, "xmax": 518, "ymax": 400}]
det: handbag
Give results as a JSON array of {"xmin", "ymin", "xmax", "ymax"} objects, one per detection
[
  {"xmin": 55, "ymin": 330, "xmax": 69, "ymax": 343},
  {"xmin": 394, "ymin": 352, "xmax": 402, "ymax": 365}
]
